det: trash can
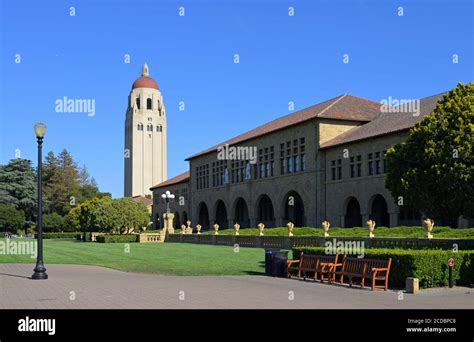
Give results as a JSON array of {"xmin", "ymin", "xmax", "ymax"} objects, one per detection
[
  {"xmin": 264, "ymin": 248, "xmax": 280, "ymax": 275},
  {"xmin": 272, "ymin": 251, "xmax": 289, "ymax": 277}
]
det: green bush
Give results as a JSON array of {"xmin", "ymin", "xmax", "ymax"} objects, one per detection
[
  {"xmin": 42, "ymin": 213, "xmax": 66, "ymax": 232},
  {"xmin": 0, "ymin": 204, "xmax": 25, "ymax": 232},
  {"xmin": 96, "ymin": 234, "xmax": 137, "ymax": 243},
  {"xmin": 41, "ymin": 232, "xmax": 79, "ymax": 239},
  {"xmin": 293, "ymin": 247, "xmax": 474, "ymax": 289}
]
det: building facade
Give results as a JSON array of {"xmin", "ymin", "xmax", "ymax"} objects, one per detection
[
  {"xmin": 124, "ymin": 64, "xmax": 167, "ymax": 197},
  {"xmin": 151, "ymin": 91, "xmax": 472, "ymax": 230}
]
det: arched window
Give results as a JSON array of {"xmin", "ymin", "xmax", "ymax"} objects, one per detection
[
  {"xmin": 147, "ymin": 98, "xmax": 152, "ymax": 110},
  {"xmin": 137, "ymin": 123, "xmax": 143, "ymax": 131},
  {"xmin": 147, "ymin": 124, "xmax": 153, "ymax": 132},
  {"xmin": 136, "ymin": 97, "xmax": 140, "ymax": 109},
  {"xmin": 156, "ymin": 125, "xmax": 162, "ymax": 132}
]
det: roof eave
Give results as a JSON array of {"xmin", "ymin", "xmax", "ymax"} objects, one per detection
[{"xmin": 319, "ymin": 127, "xmax": 411, "ymax": 150}]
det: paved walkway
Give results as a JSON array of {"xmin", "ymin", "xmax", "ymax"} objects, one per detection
[{"xmin": 0, "ymin": 264, "xmax": 472, "ymax": 309}]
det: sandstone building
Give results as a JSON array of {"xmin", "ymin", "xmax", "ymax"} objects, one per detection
[{"xmin": 149, "ymin": 89, "xmax": 470, "ymax": 230}]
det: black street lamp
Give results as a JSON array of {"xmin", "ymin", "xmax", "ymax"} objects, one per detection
[
  {"xmin": 32, "ymin": 121, "xmax": 48, "ymax": 280},
  {"xmin": 161, "ymin": 190, "xmax": 175, "ymax": 214}
]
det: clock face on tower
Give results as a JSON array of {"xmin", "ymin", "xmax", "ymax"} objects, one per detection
[{"xmin": 124, "ymin": 64, "xmax": 167, "ymax": 197}]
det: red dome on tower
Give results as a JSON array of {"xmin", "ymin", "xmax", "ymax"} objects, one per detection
[
  {"xmin": 132, "ymin": 76, "xmax": 158, "ymax": 90},
  {"xmin": 132, "ymin": 63, "xmax": 158, "ymax": 90}
]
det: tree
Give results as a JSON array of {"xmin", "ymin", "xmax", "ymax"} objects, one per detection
[
  {"xmin": 0, "ymin": 159, "xmax": 36, "ymax": 221},
  {"xmin": 64, "ymin": 206, "xmax": 81, "ymax": 231},
  {"xmin": 385, "ymin": 82, "xmax": 474, "ymax": 226},
  {"xmin": 42, "ymin": 151, "xmax": 59, "ymax": 213},
  {"xmin": 111, "ymin": 198, "xmax": 150, "ymax": 234},
  {"xmin": 43, "ymin": 151, "xmax": 109, "ymax": 216},
  {"xmin": 42, "ymin": 213, "xmax": 65, "ymax": 232},
  {"xmin": 79, "ymin": 164, "xmax": 91, "ymax": 186},
  {"xmin": 66, "ymin": 196, "xmax": 150, "ymax": 234},
  {"xmin": 43, "ymin": 149, "xmax": 81, "ymax": 216},
  {"xmin": 76, "ymin": 196, "xmax": 115, "ymax": 232},
  {"xmin": 0, "ymin": 204, "xmax": 26, "ymax": 232}
]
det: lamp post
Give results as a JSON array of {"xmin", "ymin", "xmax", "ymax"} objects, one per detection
[
  {"xmin": 32, "ymin": 121, "xmax": 48, "ymax": 280},
  {"xmin": 161, "ymin": 190, "xmax": 175, "ymax": 213}
]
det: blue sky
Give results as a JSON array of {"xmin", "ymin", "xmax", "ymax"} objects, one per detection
[{"xmin": 0, "ymin": 0, "xmax": 472, "ymax": 198}]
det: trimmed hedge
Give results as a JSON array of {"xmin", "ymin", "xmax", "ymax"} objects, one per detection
[
  {"xmin": 293, "ymin": 247, "xmax": 474, "ymax": 289},
  {"xmin": 96, "ymin": 234, "xmax": 137, "ymax": 243},
  {"xmin": 41, "ymin": 232, "xmax": 80, "ymax": 239},
  {"xmin": 142, "ymin": 230, "xmax": 161, "ymax": 234}
]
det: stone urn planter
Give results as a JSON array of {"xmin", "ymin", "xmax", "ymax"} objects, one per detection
[
  {"xmin": 287, "ymin": 221, "xmax": 294, "ymax": 237},
  {"xmin": 213, "ymin": 223, "xmax": 219, "ymax": 235},
  {"xmin": 180, "ymin": 224, "xmax": 186, "ymax": 234},
  {"xmin": 233, "ymin": 223, "xmax": 240, "ymax": 236},
  {"xmin": 367, "ymin": 219, "xmax": 376, "ymax": 238},
  {"xmin": 258, "ymin": 223, "xmax": 265, "ymax": 236},
  {"xmin": 196, "ymin": 224, "xmax": 202, "ymax": 235},
  {"xmin": 322, "ymin": 221, "xmax": 330, "ymax": 237},
  {"xmin": 186, "ymin": 220, "xmax": 192, "ymax": 234},
  {"xmin": 423, "ymin": 218, "xmax": 434, "ymax": 239}
]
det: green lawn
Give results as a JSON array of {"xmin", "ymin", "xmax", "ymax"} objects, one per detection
[
  {"xmin": 0, "ymin": 239, "xmax": 265, "ymax": 276},
  {"xmin": 200, "ymin": 226, "xmax": 474, "ymax": 238}
]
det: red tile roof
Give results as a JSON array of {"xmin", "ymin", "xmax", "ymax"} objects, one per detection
[
  {"xmin": 132, "ymin": 76, "xmax": 159, "ymax": 90},
  {"xmin": 320, "ymin": 93, "xmax": 445, "ymax": 149},
  {"xmin": 185, "ymin": 94, "xmax": 382, "ymax": 160},
  {"xmin": 132, "ymin": 195, "xmax": 153, "ymax": 207},
  {"xmin": 150, "ymin": 171, "xmax": 190, "ymax": 190}
]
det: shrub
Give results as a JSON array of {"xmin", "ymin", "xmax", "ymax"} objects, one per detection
[
  {"xmin": 41, "ymin": 232, "xmax": 79, "ymax": 239},
  {"xmin": 96, "ymin": 234, "xmax": 137, "ymax": 243},
  {"xmin": 142, "ymin": 230, "xmax": 161, "ymax": 234},
  {"xmin": 293, "ymin": 247, "xmax": 474, "ymax": 289},
  {"xmin": 42, "ymin": 213, "xmax": 66, "ymax": 232},
  {"xmin": 26, "ymin": 226, "xmax": 36, "ymax": 235},
  {"xmin": 0, "ymin": 204, "xmax": 25, "ymax": 232}
]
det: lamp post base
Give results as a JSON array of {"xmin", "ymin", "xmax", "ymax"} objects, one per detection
[{"xmin": 32, "ymin": 265, "xmax": 48, "ymax": 280}]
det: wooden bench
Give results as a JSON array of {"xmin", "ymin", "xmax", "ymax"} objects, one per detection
[
  {"xmin": 334, "ymin": 257, "xmax": 392, "ymax": 291},
  {"xmin": 287, "ymin": 253, "xmax": 339, "ymax": 282}
]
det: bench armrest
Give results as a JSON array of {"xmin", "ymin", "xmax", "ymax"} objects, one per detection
[
  {"xmin": 371, "ymin": 268, "xmax": 389, "ymax": 277},
  {"xmin": 287, "ymin": 259, "xmax": 300, "ymax": 265}
]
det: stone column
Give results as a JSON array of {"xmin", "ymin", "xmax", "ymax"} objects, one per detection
[
  {"xmin": 163, "ymin": 212, "xmax": 175, "ymax": 234},
  {"xmin": 362, "ymin": 213, "xmax": 369, "ymax": 226},
  {"xmin": 339, "ymin": 215, "xmax": 345, "ymax": 228},
  {"xmin": 228, "ymin": 218, "xmax": 234, "ymax": 230},
  {"xmin": 389, "ymin": 212, "xmax": 399, "ymax": 227}
]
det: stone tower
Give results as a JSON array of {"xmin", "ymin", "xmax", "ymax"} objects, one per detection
[{"xmin": 124, "ymin": 63, "xmax": 167, "ymax": 197}]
